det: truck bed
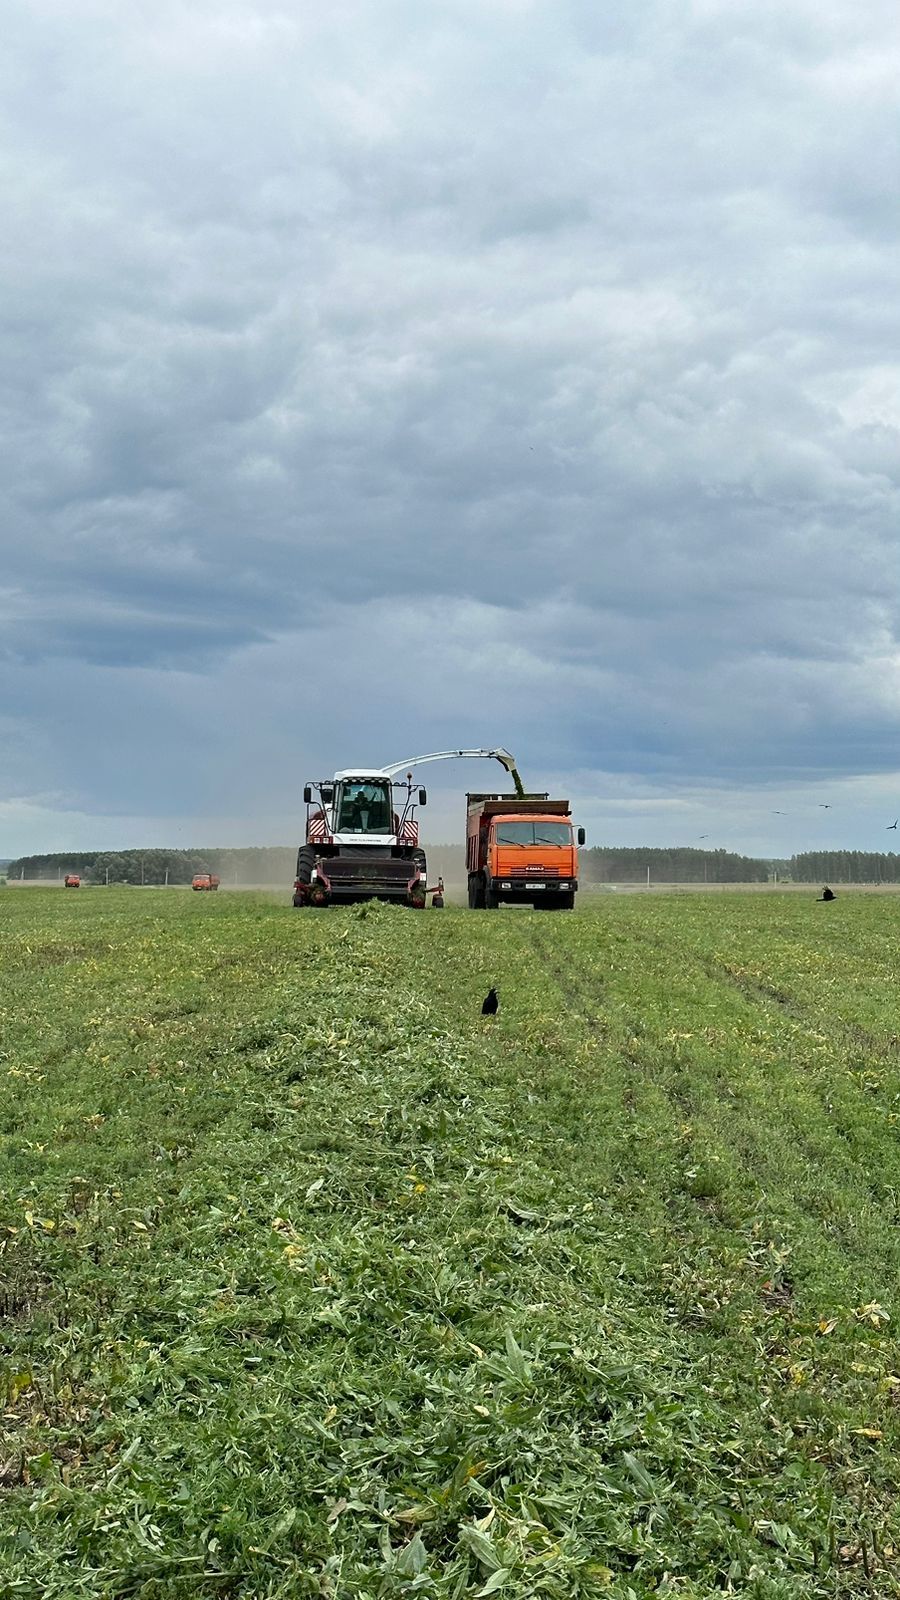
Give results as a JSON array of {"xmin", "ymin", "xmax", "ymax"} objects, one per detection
[{"xmin": 466, "ymin": 793, "xmax": 569, "ymax": 817}]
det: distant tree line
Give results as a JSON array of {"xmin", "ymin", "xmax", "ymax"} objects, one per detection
[
  {"xmin": 789, "ymin": 852, "xmax": 900, "ymax": 883},
  {"xmin": 6, "ymin": 848, "xmax": 296, "ymax": 885},
  {"xmin": 582, "ymin": 847, "xmax": 769, "ymax": 883},
  {"xmin": 11, "ymin": 844, "xmax": 900, "ymax": 889}
]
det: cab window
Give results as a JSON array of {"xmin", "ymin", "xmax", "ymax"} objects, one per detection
[
  {"xmin": 338, "ymin": 783, "xmax": 392, "ymax": 833},
  {"xmin": 495, "ymin": 821, "xmax": 572, "ymax": 846}
]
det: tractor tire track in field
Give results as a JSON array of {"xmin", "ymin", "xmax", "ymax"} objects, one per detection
[
  {"xmin": 523, "ymin": 918, "xmax": 897, "ymax": 1241},
  {"xmin": 534, "ymin": 918, "xmax": 889, "ymax": 1204},
  {"xmin": 624, "ymin": 927, "xmax": 900, "ymax": 1217},
  {"xmin": 525, "ymin": 923, "xmax": 607, "ymax": 1035},
  {"xmin": 628, "ymin": 916, "xmax": 900, "ymax": 1070},
  {"xmin": 646, "ymin": 920, "xmax": 900, "ymax": 1063},
  {"xmin": 524, "ymin": 922, "xmax": 691, "ymax": 1118}
]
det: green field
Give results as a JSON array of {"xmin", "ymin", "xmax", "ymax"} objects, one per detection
[{"xmin": 2, "ymin": 888, "xmax": 900, "ymax": 1598}]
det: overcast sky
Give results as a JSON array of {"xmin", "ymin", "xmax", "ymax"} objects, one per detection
[{"xmin": 2, "ymin": 0, "xmax": 900, "ymax": 859}]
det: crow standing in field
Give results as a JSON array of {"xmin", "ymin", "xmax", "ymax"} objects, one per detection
[
  {"xmin": 481, "ymin": 987, "xmax": 499, "ymax": 1016},
  {"xmin": 818, "ymin": 886, "xmax": 836, "ymax": 902}
]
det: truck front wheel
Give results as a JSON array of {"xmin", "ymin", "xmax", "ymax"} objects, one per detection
[
  {"xmin": 536, "ymin": 892, "xmax": 575, "ymax": 911},
  {"xmin": 484, "ymin": 881, "xmax": 500, "ymax": 910}
]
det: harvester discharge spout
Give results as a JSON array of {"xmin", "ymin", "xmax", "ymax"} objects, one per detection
[{"xmin": 380, "ymin": 748, "xmax": 525, "ymax": 797}]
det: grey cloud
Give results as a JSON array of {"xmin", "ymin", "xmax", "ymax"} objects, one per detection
[{"xmin": 2, "ymin": 0, "xmax": 900, "ymax": 847}]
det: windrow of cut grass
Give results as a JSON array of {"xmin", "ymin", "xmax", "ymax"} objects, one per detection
[{"xmin": 1, "ymin": 888, "xmax": 900, "ymax": 1597}]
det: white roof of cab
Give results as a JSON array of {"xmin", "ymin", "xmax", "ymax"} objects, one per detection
[{"xmin": 333, "ymin": 769, "xmax": 392, "ymax": 782}]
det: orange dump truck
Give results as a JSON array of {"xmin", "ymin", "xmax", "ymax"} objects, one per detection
[
  {"xmin": 466, "ymin": 792, "xmax": 585, "ymax": 910},
  {"xmin": 191, "ymin": 873, "xmax": 220, "ymax": 891},
  {"xmin": 64, "ymin": 874, "xmax": 81, "ymax": 888}
]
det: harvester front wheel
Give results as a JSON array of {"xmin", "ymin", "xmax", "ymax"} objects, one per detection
[{"xmin": 295, "ymin": 845, "xmax": 316, "ymax": 885}]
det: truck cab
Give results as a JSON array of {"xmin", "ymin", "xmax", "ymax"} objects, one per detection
[{"xmin": 467, "ymin": 794, "xmax": 585, "ymax": 910}]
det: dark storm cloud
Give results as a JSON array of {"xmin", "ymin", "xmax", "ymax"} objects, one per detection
[{"xmin": 2, "ymin": 0, "xmax": 900, "ymax": 849}]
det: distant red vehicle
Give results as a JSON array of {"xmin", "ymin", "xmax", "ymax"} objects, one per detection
[
  {"xmin": 64, "ymin": 874, "xmax": 81, "ymax": 889},
  {"xmin": 191, "ymin": 873, "xmax": 220, "ymax": 891}
]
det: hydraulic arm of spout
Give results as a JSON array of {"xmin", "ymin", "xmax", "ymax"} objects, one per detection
[{"xmin": 380, "ymin": 748, "xmax": 525, "ymax": 798}]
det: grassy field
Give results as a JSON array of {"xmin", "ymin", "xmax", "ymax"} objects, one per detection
[{"xmin": 2, "ymin": 888, "xmax": 900, "ymax": 1598}]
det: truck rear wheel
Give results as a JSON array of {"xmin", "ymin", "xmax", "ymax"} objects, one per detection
[{"xmin": 468, "ymin": 874, "xmax": 485, "ymax": 909}]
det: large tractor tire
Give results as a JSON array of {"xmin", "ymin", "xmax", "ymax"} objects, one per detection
[
  {"xmin": 293, "ymin": 845, "xmax": 316, "ymax": 907},
  {"xmin": 296, "ymin": 845, "xmax": 316, "ymax": 884}
]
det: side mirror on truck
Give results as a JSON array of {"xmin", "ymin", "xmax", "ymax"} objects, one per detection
[
  {"xmin": 322, "ymin": 786, "xmax": 334, "ymax": 804},
  {"xmin": 303, "ymin": 786, "xmax": 312, "ymax": 804},
  {"xmin": 419, "ymin": 789, "xmax": 427, "ymax": 805},
  {"xmin": 577, "ymin": 827, "xmax": 586, "ymax": 846}
]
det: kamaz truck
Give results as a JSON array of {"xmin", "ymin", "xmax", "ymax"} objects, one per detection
[{"xmin": 466, "ymin": 792, "xmax": 585, "ymax": 910}]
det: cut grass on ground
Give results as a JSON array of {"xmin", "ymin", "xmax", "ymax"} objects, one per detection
[{"xmin": 1, "ymin": 888, "xmax": 900, "ymax": 1597}]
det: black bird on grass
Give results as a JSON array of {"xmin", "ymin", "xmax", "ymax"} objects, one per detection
[
  {"xmin": 481, "ymin": 987, "xmax": 499, "ymax": 1016},
  {"xmin": 818, "ymin": 886, "xmax": 836, "ymax": 902}
]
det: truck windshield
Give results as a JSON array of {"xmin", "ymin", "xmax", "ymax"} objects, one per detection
[
  {"xmin": 337, "ymin": 782, "xmax": 393, "ymax": 833},
  {"xmin": 495, "ymin": 821, "xmax": 572, "ymax": 847}
]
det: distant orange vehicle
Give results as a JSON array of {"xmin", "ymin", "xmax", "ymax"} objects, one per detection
[
  {"xmin": 191, "ymin": 873, "xmax": 220, "ymax": 891},
  {"xmin": 64, "ymin": 874, "xmax": 81, "ymax": 889},
  {"xmin": 466, "ymin": 792, "xmax": 585, "ymax": 910}
]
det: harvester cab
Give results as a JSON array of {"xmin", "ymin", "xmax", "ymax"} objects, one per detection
[
  {"xmin": 296, "ymin": 768, "xmax": 428, "ymax": 908},
  {"xmin": 293, "ymin": 748, "xmax": 520, "ymax": 909}
]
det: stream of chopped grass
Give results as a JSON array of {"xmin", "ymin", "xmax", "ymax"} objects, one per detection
[{"xmin": 2, "ymin": 888, "xmax": 900, "ymax": 1597}]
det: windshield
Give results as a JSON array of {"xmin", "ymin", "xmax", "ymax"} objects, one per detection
[
  {"xmin": 494, "ymin": 821, "xmax": 572, "ymax": 847},
  {"xmin": 337, "ymin": 781, "xmax": 393, "ymax": 834}
]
